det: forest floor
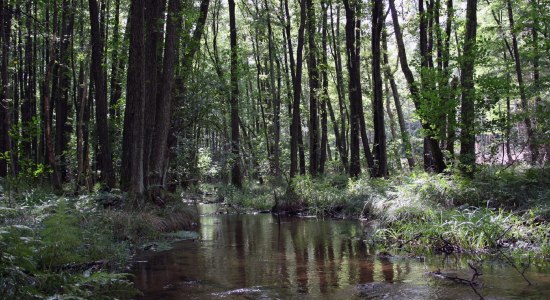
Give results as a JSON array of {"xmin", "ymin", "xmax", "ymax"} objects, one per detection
[{"xmin": 1, "ymin": 165, "xmax": 548, "ymax": 298}]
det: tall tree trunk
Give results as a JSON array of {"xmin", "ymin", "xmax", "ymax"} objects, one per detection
[
  {"xmin": 288, "ymin": 0, "xmax": 306, "ymax": 178},
  {"xmin": 371, "ymin": 0, "xmax": 387, "ymax": 177},
  {"xmin": 382, "ymin": 27, "xmax": 415, "ymax": 169},
  {"xmin": 265, "ymin": 0, "xmax": 280, "ymax": 178},
  {"xmin": 122, "ymin": 0, "xmax": 146, "ymax": 197},
  {"xmin": 506, "ymin": 0, "xmax": 538, "ymax": 163},
  {"xmin": 0, "ymin": 0, "xmax": 11, "ymax": 177},
  {"xmin": 229, "ymin": 0, "xmax": 242, "ymax": 187},
  {"xmin": 143, "ymin": 0, "xmax": 166, "ymax": 188},
  {"xmin": 343, "ymin": 0, "xmax": 373, "ymax": 177},
  {"xmin": 148, "ymin": 0, "xmax": 185, "ymax": 189},
  {"xmin": 21, "ymin": 1, "xmax": 36, "ymax": 162},
  {"xmin": 306, "ymin": 0, "xmax": 320, "ymax": 176},
  {"xmin": 54, "ymin": 0, "xmax": 75, "ymax": 182},
  {"xmin": 319, "ymin": 0, "xmax": 331, "ymax": 174},
  {"xmin": 384, "ymin": 78, "xmax": 402, "ymax": 171},
  {"xmin": 388, "ymin": 0, "xmax": 446, "ymax": 173},
  {"xmin": 90, "ymin": 0, "xmax": 115, "ymax": 188},
  {"xmin": 443, "ymin": 0, "xmax": 456, "ymax": 155},
  {"xmin": 459, "ymin": 0, "xmax": 478, "ymax": 175},
  {"xmin": 329, "ymin": 1, "xmax": 348, "ymax": 170}
]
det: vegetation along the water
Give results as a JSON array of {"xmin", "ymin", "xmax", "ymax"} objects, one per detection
[{"xmin": 0, "ymin": 0, "xmax": 548, "ymax": 298}]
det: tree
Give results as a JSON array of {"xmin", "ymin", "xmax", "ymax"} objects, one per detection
[
  {"xmin": 343, "ymin": 0, "xmax": 374, "ymax": 177},
  {"xmin": 229, "ymin": 0, "xmax": 242, "ymax": 187},
  {"xmin": 388, "ymin": 0, "xmax": 446, "ymax": 173},
  {"xmin": 89, "ymin": 0, "xmax": 115, "ymax": 188},
  {"xmin": 122, "ymin": 0, "xmax": 146, "ymax": 197},
  {"xmin": 371, "ymin": 0, "xmax": 387, "ymax": 177},
  {"xmin": 307, "ymin": 0, "xmax": 320, "ymax": 176},
  {"xmin": 459, "ymin": 0, "xmax": 478, "ymax": 174},
  {"xmin": 506, "ymin": 0, "xmax": 538, "ymax": 163},
  {"xmin": 288, "ymin": 0, "xmax": 307, "ymax": 178}
]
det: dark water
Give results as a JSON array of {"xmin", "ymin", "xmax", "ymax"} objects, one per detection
[{"xmin": 133, "ymin": 204, "xmax": 550, "ymax": 299}]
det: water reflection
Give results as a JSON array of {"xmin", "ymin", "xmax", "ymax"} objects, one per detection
[{"xmin": 134, "ymin": 206, "xmax": 550, "ymax": 299}]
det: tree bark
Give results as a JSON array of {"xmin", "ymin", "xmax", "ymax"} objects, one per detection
[
  {"xmin": 229, "ymin": 0, "xmax": 242, "ymax": 187},
  {"xmin": 506, "ymin": 0, "xmax": 538, "ymax": 163},
  {"xmin": 148, "ymin": 0, "xmax": 186, "ymax": 189},
  {"xmin": 306, "ymin": 0, "xmax": 320, "ymax": 176},
  {"xmin": 343, "ymin": 0, "xmax": 373, "ymax": 177},
  {"xmin": 122, "ymin": 0, "xmax": 146, "ymax": 197},
  {"xmin": 288, "ymin": 0, "xmax": 306, "ymax": 178},
  {"xmin": 371, "ymin": 0, "xmax": 387, "ymax": 177},
  {"xmin": 382, "ymin": 27, "xmax": 415, "ymax": 169},
  {"xmin": 89, "ymin": 0, "xmax": 115, "ymax": 188},
  {"xmin": 459, "ymin": 0, "xmax": 478, "ymax": 175},
  {"xmin": 388, "ymin": 0, "xmax": 446, "ymax": 173}
]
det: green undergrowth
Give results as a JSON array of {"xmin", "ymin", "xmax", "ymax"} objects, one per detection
[
  {"xmin": 210, "ymin": 166, "xmax": 549, "ymax": 263},
  {"xmin": 373, "ymin": 207, "xmax": 550, "ymax": 264},
  {"xmin": 0, "ymin": 186, "xmax": 199, "ymax": 299}
]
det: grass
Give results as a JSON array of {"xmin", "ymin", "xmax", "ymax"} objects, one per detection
[
  {"xmin": 0, "ymin": 185, "xmax": 199, "ymax": 299},
  {"xmin": 208, "ymin": 166, "xmax": 550, "ymax": 263}
]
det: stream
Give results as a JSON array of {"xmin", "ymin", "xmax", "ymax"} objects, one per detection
[{"xmin": 133, "ymin": 204, "xmax": 550, "ymax": 299}]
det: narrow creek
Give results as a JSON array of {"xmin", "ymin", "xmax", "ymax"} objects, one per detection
[{"xmin": 133, "ymin": 204, "xmax": 550, "ymax": 299}]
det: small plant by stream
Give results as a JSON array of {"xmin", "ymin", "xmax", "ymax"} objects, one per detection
[{"xmin": 0, "ymin": 185, "xmax": 198, "ymax": 299}]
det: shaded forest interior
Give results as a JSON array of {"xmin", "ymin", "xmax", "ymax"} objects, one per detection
[{"xmin": 0, "ymin": 0, "xmax": 548, "ymax": 197}]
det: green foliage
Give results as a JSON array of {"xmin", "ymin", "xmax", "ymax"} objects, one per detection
[
  {"xmin": 40, "ymin": 202, "xmax": 82, "ymax": 269},
  {"xmin": 0, "ymin": 225, "xmax": 40, "ymax": 299},
  {"xmin": 218, "ymin": 182, "xmax": 278, "ymax": 211},
  {"xmin": 374, "ymin": 206, "xmax": 550, "ymax": 263},
  {"xmin": 0, "ymin": 195, "xmax": 141, "ymax": 299}
]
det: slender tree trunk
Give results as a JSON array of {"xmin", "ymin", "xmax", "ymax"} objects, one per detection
[
  {"xmin": 329, "ymin": 1, "xmax": 348, "ymax": 170},
  {"xmin": 371, "ymin": 0, "xmax": 387, "ymax": 177},
  {"xmin": 459, "ymin": 0, "xmax": 478, "ymax": 175},
  {"xmin": 90, "ymin": 0, "xmax": 115, "ymax": 188},
  {"xmin": 288, "ymin": 0, "xmax": 306, "ymax": 178},
  {"xmin": 506, "ymin": 0, "xmax": 537, "ymax": 163},
  {"xmin": 54, "ymin": 0, "xmax": 75, "ymax": 181},
  {"xmin": 143, "ymin": 0, "xmax": 166, "ymax": 187},
  {"xmin": 343, "ymin": 0, "xmax": 373, "ymax": 177},
  {"xmin": 388, "ymin": 0, "xmax": 446, "ymax": 173},
  {"xmin": 384, "ymin": 78, "xmax": 402, "ymax": 171},
  {"xmin": 265, "ymin": 0, "xmax": 280, "ymax": 178},
  {"xmin": 0, "ymin": 0, "xmax": 10, "ymax": 177},
  {"xmin": 306, "ymin": 0, "xmax": 320, "ymax": 176},
  {"xmin": 229, "ymin": 0, "xmax": 242, "ymax": 187},
  {"xmin": 382, "ymin": 28, "xmax": 415, "ymax": 169},
  {"xmin": 149, "ymin": 0, "xmax": 186, "ymax": 189}
]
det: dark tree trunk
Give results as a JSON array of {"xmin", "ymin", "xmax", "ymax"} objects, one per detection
[
  {"xmin": 21, "ymin": 1, "xmax": 36, "ymax": 162},
  {"xmin": 343, "ymin": 0, "xmax": 373, "ymax": 177},
  {"xmin": 0, "ymin": 0, "xmax": 10, "ymax": 177},
  {"xmin": 459, "ymin": 0, "xmax": 478, "ymax": 175},
  {"xmin": 229, "ymin": 0, "xmax": 242, "ymax": 187},
  {"xmin": 55, "ymin": 0, "xmax": 75, "ymax": 182},
  {"xmin": 265, "ymin": 0, "xmax": 280, "ymax": 178},
  {"xmin": 143, "ymin": 0, "xmax": 166, "ymax": 187},
  {"xmin": 90, "ymin": 0, "xmax": 115, "ymax": 188},
  {"xmin": 371, "ymin": 0, "xmax": 387, "ymax": 177},
  {"xmin": 288, "ymin": 0, "xmax": 306, "ymax": 178},
  {"xmin": 122, "ymin": 0, "xmax": 146, "ymax": 197},
  {"xmin": 148, "ymin": 0, "xmax": 186, "ymax": 189},
  {"xmin": 306, "ymin": 0, "xmax": 320, "ymax": 176},
  {"xmin": 329, "ymin": 1, "xmax": 348, "ymax": 171},
  {"xmin": 388, "ymin": 0, "xmax": 446, "ymax": 173}
]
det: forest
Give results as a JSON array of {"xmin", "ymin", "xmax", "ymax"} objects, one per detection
[{"xmin": 0, "ymin": 0, "xmax": 549, "ymax": 298}]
